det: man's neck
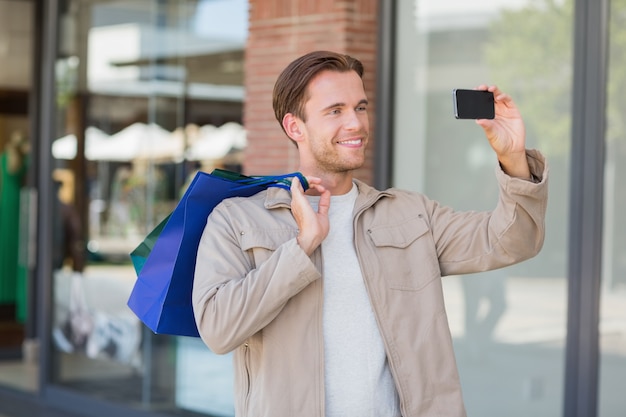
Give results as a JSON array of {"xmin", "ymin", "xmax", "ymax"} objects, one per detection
[{"xmin": 302, "ymin": 170, "xmax": 354, "ymax": 196}]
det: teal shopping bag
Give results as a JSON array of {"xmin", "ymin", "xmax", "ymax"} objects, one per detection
[{"xmin": 127, "ymin": 169, "xmax": 307, "ymax": 337}]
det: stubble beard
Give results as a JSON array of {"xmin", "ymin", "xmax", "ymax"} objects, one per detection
[{"xmin": 312, "ymin": 146, "xmax": 366, "ymax": 174}]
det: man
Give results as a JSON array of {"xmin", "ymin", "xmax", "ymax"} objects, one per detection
[{"xmin": 192, "ymin": 50, "xmax": 548, "ymax": 417}]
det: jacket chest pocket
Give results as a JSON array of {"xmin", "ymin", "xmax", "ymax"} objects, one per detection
[
  {"xmin": 366, "ymin": 214, "xmax": 440, "ymax": 291},
  {"xmin": 239, "ymin": 228, "xmax": 298, "ymax": 268}
]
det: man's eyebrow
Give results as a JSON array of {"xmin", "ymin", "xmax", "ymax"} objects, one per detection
[
  {"xmin": 322, "ymin": 99, "xmax": 369, "ymax": 112},
  {"xmin": 321, "ymin": 102, "xmax": 344, "ymax": 112}
]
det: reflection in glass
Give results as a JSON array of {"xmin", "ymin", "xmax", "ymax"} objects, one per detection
[
  {"xmin": 0, "ymin": 0, "xmax": 37, "ymax": 394},
  {"xmin": 394, "ymin": 1, "xmax": 571, "ymax": 415},
  {"xmin": 49, "ymin": 0, "xmax": 247, "ymax": 414},
  {"xmin": 599, "ymin": 1, "xmax": 626, "ymax": 415}
]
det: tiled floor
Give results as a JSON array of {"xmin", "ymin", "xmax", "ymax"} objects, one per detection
[{"xmin": 0, "ymin": 360, "xmax": 38, "ymax": 392}]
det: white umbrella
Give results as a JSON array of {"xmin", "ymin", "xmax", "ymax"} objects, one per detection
[
  {"xmin": 185, "ymin": 122, "xmax": 247, "ymax": 161},
  {"xmin": 52, "ymin": 134, "xmax": 78, "ymax": 160},
  {"xmin": 100, "ymin": 122, "xmax": 183, "ymax": 161},
  {"xmin": 53, "ymin": 123, "xmax": 242, "ymax": 162},
  {"xmin": 52, "ymin": 127, "xmax": 112, "ymax": 160}
]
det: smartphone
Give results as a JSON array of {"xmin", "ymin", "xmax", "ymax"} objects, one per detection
[{"xmin": 453, "ymin": 89, "xmax": 495, "ymax": 119}]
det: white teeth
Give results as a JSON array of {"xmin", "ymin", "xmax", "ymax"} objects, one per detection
[{"xmin": 339, "ymin": 139, "xmax": 361, "ymax": 145}]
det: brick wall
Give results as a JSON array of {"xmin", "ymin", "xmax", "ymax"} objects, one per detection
[{"xmin": 244, "ymin": 0, "xmax": 379, "ymax": 185}]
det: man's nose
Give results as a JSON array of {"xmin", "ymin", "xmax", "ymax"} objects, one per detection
[{"xmin": 344, "ymin": 110, "xmax": 364, "ymax": 130}]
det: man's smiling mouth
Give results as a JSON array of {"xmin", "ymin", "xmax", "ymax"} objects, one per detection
[{"xmin": 337, "ymin": 138, "xmax": 363, "ymax": 145}]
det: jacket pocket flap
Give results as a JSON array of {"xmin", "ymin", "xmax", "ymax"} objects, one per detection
[
  {"xmin": 368, "ymin": 215, "xmax": 429, "ymax": 249},
  {"xmin": 240, "ymin": 228, "xmax": 297, "ymax": 251}
]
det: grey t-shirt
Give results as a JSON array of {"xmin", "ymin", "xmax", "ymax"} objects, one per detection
[{"xmin": 308, "ymin": 184, "xmax": 401, "ymax": 417}]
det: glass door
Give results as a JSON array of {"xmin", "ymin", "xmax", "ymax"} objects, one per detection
[
  {"xmin": 393, "ymin": 1, "xmax": 572, "ymax": 415},
  {"xmin": 599, "ymin": 0, "xmax": 626, "ymax": 415},
  {"xmin": 47, "ymin": 0, "xmax": 247, "ymax": 415},
  {"xmin": 0, "ymin": 0, "xmax": 37, "ymax": 393}
]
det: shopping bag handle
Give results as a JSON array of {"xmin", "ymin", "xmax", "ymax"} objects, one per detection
[{"xmin": 211, "ymin": 169, "xmax": 309, "ymax": 191}]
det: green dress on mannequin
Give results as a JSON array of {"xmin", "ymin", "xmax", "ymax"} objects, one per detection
[{"xmin": 0, "ymin": 132, "xmax": 28, "ymax": 309}]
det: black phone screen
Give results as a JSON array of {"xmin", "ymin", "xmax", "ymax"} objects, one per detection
[{"xmin": 453, "ymin": 89, "xmax": 495, "ymax": 120}]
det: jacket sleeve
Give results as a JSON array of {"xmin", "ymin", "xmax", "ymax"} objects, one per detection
[
  {"xmin": 433, "ymin": 149, "xmax": 548, "ymax": 276},
  {"xmin": 192, "ymin": 201, "xmax": 321, "ymax": 354}
]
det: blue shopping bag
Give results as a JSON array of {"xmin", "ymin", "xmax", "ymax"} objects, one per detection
[{"xmin": 127, "ymin": 169, "xmax": 307, "ymax": 337}]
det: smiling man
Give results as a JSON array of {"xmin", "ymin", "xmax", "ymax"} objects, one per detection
[{"xmin": 192, "ymin": 50, "xmax": 548, "ymax": 417}]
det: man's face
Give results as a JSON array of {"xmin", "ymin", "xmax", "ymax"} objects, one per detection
[{"xmin": 296, "ymin": 70, "xmax": 369, "ymax": 175}]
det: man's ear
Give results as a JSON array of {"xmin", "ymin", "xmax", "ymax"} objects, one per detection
[{"xmin": 282, "ymin": 113, "xmax": 304, "ymax": 143}]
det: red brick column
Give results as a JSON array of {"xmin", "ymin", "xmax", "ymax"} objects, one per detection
[{"xmin": 244, "ymin": 0, "xmax": 378, "ymax": 185}]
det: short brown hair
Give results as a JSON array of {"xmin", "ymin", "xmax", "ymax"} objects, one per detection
[{"xmin": 272, "ymin": 50, "xmax": 364, "ymax": 132}]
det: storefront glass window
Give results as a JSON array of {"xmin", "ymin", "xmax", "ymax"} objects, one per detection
[
  {"xmin": 50, "ymin": 1, "xmax": 246, "ymax": 414},
  {"xmin": 393, "ymin": 1, "xmax": 572, "ymax": 415},
  {"xmin": 0, "ymin": 0, "xmax": 36, "ymax": 393},
  {"xmin": 599, "ymin": 0, "xmax": 626, "ymax": 415}
]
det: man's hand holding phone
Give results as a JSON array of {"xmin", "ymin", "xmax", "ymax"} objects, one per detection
[{"xmin": 454, "ymin": 85, "xmax": 531, "ymax": 180}]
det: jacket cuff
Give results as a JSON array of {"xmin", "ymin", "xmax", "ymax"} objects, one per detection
[
  {"xmin": 525, "ymin": 149, "xmax": 547, "ymax": 183},
  {"xmin": 497, "ymin": 149, "xmax": 547, "ymax": 184},
  {"xmin": 286, "ymin": 238, "xmax": 322, "ymax": 285}
]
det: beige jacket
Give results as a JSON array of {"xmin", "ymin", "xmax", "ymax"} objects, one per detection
[{"xmin": 193, "ymin": 150, "xmax": 548, "ymax": 417}]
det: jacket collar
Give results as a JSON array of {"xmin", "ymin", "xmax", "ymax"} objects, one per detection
[
  {"xmin": 263, "ymin": 179, "xmax": 393, "ymax": 211},
  {"xmin": 353, "ymin": 179, "xmax": 394, "ymax": 212}
]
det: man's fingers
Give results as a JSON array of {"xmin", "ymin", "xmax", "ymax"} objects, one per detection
[
  {"xmin": 317, "ymin": 190, "xmax": 331, "ymax": 216},
  {"xmin": 291, "ymin": 175, "xmax": 303, "ymax": 195}
]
